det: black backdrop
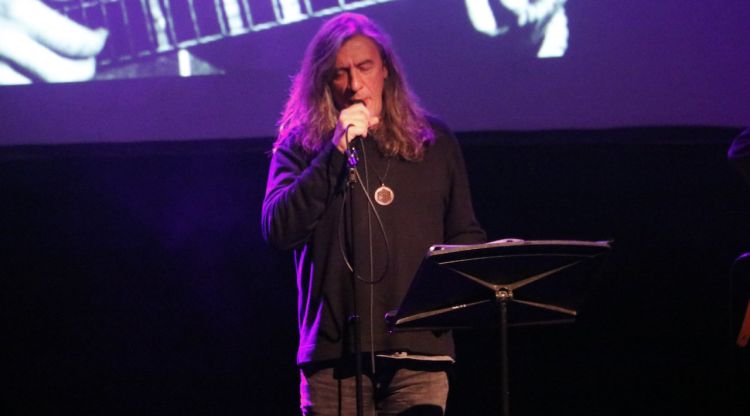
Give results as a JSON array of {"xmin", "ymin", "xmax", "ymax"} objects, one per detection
[{"xmin": 2, "ymin": 126, "xmax": 749, "ymax": 415}]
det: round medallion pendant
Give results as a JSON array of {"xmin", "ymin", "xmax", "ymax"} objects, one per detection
[{"xmin": 374, "ymin": 185, "xmax": 394, "ymax": 206}]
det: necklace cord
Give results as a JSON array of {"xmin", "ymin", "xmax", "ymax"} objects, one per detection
[{"xmin": 336, "ymin": 126, "xmax": 392, "ymax": 285}]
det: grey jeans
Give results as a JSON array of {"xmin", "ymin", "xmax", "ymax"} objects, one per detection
[{"xmin": 300, "ymin": 360, "xmax": 449, "ymax": 416}]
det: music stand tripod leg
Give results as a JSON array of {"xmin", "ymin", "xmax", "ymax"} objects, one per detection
[{"xmin": 496, "ymin": 290, "xmax": 511, "ymax": 416}]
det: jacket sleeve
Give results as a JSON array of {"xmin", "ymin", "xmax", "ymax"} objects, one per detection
[
  {"xmin": 729, "ymin": 128, "xmax": 750, "ymax": 187},
  {"xmin": 261, "ymin": 135, "xmax": 347, "ymax": 250},
  {"xmin": 441, "ymin": 127, "xmax": 487, "ymax": 245}
]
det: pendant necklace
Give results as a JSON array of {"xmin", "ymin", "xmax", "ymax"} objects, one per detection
[{"xmin": 372, "ymin": 157, "xmax": 394, "ymax": 206}]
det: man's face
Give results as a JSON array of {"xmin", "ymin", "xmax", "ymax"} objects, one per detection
[{"xmin": 330, "ymin": 35, "xmax": 388, "ymax": 117}]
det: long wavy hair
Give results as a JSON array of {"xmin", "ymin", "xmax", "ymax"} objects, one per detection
[{"xmin": 276, "ymin": 13, "xmax": 434, "ymax": 161}]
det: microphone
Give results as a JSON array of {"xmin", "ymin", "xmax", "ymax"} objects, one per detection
[
  {"xmin": 346, "ymin": 134, "xmax": 359, "ymax": 168},
  {"xmin": 345, "ymin": 100, "xmax": 367, "ymax": 168}
]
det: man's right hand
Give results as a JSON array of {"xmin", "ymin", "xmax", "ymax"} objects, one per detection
[
  {"xmin": 331, "ymin": 102, "xmax": 380, "ymax": 154},
  {"xmin": 0, "ymin": 0, "xmax": 108, "ymax": 84}
]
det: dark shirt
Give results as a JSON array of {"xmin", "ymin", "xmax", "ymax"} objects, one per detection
[{"xmin": 262, "ymin": 119, "xmax": 486, "ymax": 365}]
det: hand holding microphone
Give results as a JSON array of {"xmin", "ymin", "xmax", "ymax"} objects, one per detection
[{"xmin": 331, "ymin": 101, "xmax": 380, "ymax": 154}]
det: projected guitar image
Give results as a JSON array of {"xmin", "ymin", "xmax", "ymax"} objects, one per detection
[
  {"xmin": 0, "ymin": 0, "xmax": 396, "ymax": 82},
  {"xmin": 0, "ymin": 0, "xmax": 568, "ymax": 83},
  {"xmin": 44, "ymin": 0, "xmax": 399, "ymax": 79}
]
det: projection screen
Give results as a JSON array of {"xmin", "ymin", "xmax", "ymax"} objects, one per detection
[{"xmin": 0, "ymin": 0, "xmax": 748, "ymax": 146}]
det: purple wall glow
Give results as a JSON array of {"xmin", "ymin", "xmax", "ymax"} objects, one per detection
[{"xmin": 0, "ymin": 0, "xmax": 748, "ymax": 146}]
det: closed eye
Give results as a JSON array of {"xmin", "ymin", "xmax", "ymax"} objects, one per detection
[
  {"xmin": 357, "ymin": 61, "xmax": 374, "ymax": 71},
  {"xmin": 333, "ymin": 69, "xmax": 348, "ymax": 81}
]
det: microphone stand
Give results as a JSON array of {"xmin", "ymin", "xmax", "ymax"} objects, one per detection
[{"xmin": 345, "ymin": 139, "xmax": 365, "ymax": 416}]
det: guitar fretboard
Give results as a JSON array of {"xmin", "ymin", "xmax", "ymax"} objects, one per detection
[{"xmin": 47, "ymin": 0, "xmax": 396, "ymax": 66}]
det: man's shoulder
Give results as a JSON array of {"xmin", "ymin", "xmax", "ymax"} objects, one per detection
[
  {"xmin": 425, "ymin": 115, "xmax": 452, "ymax": 138},
  {"xmin": 424, "ymin": 115, "xmax": 461, "ymax": 152},
  {"xmin": 277, "ymin": 125, "xmax": 302, "ymax": 146},
  {"xmin": 275, "ymin": 126, "xmax": 310, "ymax": 155}
]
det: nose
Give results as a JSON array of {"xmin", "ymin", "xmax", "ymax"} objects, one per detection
[{"xmin": 349, "ymin": 69, "xmax": 363, "ymax": 94}]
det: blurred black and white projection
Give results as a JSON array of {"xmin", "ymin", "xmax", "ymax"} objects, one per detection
[
  {"xmin": 0, "ymin": 0, "xmax": 569, "ymax": 84},
  {"xmin": 465, "ymin": 0, "xmax": 567, "ymax": 58}
]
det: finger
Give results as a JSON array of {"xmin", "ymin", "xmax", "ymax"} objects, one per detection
[
  {"xmin": 332, "ymin": 124, "xmax": 366, "ymax": 153},
  {"xmin": 3, "ymin": 0, "xmax": 108, "ymax": 58},
  {"xmin": 369, "ymin": 116, "xmax": 380, "ymax": 128},
  {"xmin": 341, "ymin": 103, "xmax": 370, "ymax": 120},
  {"xmin": 341, "ymin": 114, "xmax": 368, "ymax": 130},
  {"xmin": 350, "ymin": 102, "xmax": 370, "ymax": 118},
  {"xmin": 344, "ymin": 123, "xmax": 368, "ymax": 140},
  {"xmin": 0, "ymin": 60, "xmax": 31, "ymax": 85},
  {"xmin": 340, "ymin": 112, "xmax": 368, "ymax": 130},
  {"xmin": 0, "ymin": 23, "xmax": 97, "ymax": 82},
  {"xmin": 342, "ymin": 113, "xmax": 371, "ymax": 133}
]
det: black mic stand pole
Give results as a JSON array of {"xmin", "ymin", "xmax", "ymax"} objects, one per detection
[{"xmin": 345, "ymin": 140, "xmax": 365, "ymax": 416}]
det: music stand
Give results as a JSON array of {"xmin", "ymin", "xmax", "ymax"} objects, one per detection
[{"xmin": 386, "ymin": 239, "xmax": 611, "ymax": 416}]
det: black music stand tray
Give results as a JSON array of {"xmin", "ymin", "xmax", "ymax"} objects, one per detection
[{"xmin": 386, "ymin": 239, "xmax": 611, "ymax": 416}]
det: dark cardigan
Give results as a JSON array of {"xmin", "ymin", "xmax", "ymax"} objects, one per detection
[{"xmin": 262, "ymin": 119, "xmax": 486, "ymax": 365}]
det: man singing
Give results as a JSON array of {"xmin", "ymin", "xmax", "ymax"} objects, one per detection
[{"xmin": 262, "ymin": 13, "xmax": 485, "ymax": 415}]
